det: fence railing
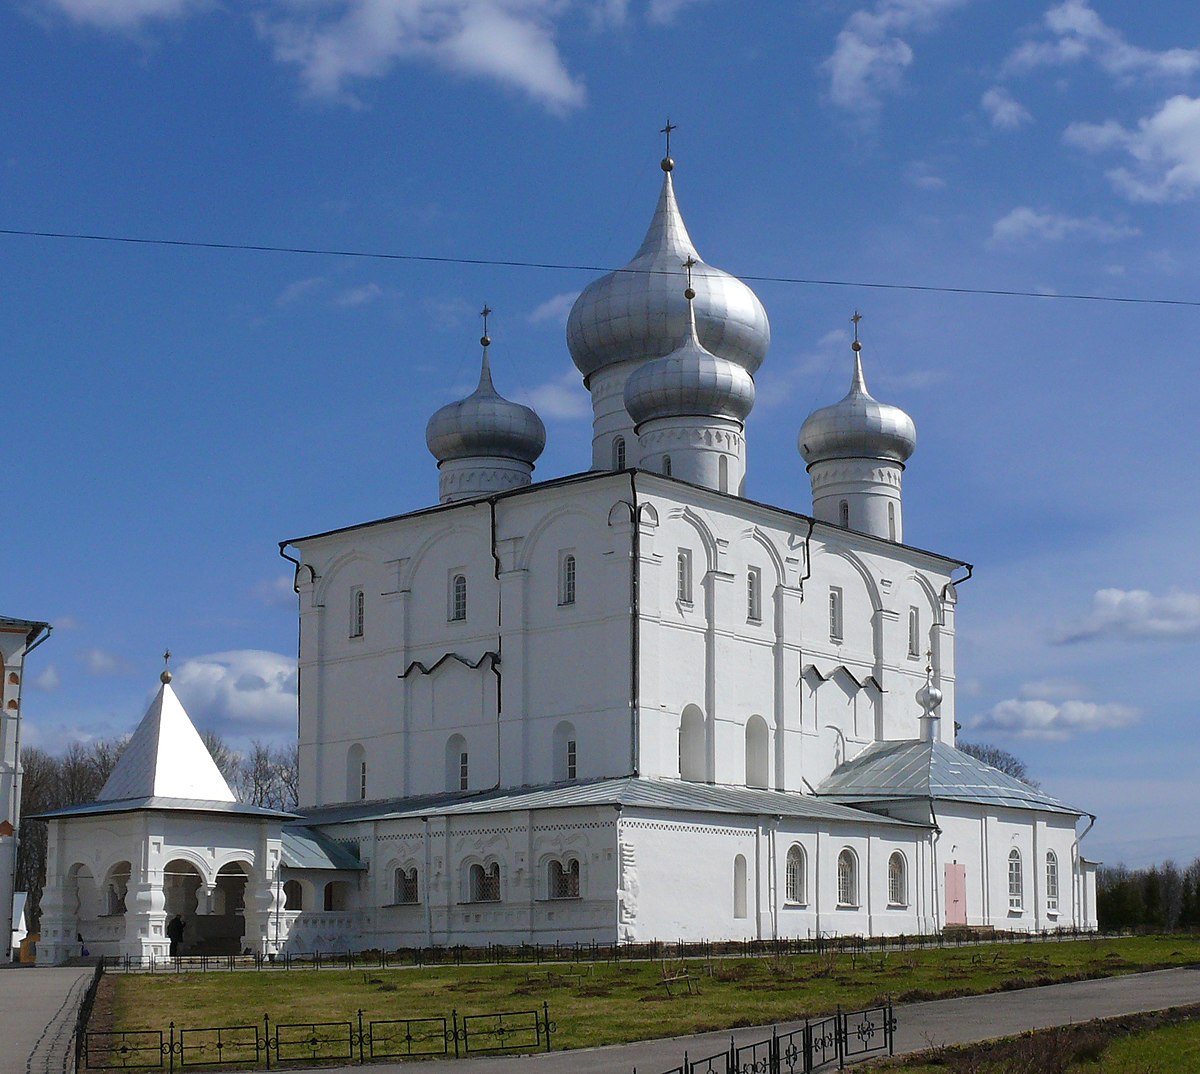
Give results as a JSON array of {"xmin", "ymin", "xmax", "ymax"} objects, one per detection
[
  {"xmin": 74, "ymin": 961, "xmax": 107, "ymax": 1073},
  {"xmin": 99, "ymin": 926, "xmax": 1104, "ymax": 974},
  {"xmin": 81, "ymin": 1003, "xmax": 555, "ymax": 1070},
  {"xmin": 652, "ymin": 1004, "xmax": 896, "ymax": 1074}
]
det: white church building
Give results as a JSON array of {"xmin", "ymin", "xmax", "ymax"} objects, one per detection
[{"xmin": 35, "ymin": 150, "xmax": 1097, "ymax": 962}]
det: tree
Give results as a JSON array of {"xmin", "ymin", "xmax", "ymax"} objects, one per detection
[{"xmin": 956, "ymin": 741, "xmax": 1039, "ymax": 787}]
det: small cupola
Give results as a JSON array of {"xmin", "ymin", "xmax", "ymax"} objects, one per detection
[{"xmin": 425, "ymin": 307, "xmax": 546, "ymax": 504}]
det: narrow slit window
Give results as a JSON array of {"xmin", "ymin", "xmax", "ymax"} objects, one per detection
[
  {"xmin": 829, "ymin": 587, "xmax": 843, "ymax": 641},
  {"xmin": 888, "ymin": 502, "xmax": 897, "ymax": 541},
  {"xmin": 459, "ymin": 751, "xmax": 469, "ymax": 792},
  {"xmin": 1008, "ymin": 849, "xmax": 1023, "ymax": 910},
  {"xmin": 662, "ymin": 454, "xmax": 672, "ymax": 477},
  {"xmin": 677, "ymin": 550, "xmax": 693, "ymax": 604},
  {"xmin": 566, "ymin": 738, "xmax": 577, "ymax": 780},
  {"xmin": 450, "ymin": 574, "xmax": 467, "ymax": 621},
  {"xmin": 1046, "ymin": 852, "xmax": 1059, "ymax": 912},
  {"xmin": 350, "ymin": 588, "xmax": 365, "ymax": 638},
  {"xmin": 747, "ymin": 567, "xmax": 762, "ymax": 622},
  {"xmin": 559, "ymin": 553, "xmax": 576, "ymax": 606},
  {"xmin": 908, "ymin": 607, "xmax": 920, "ymax": 657},
  {"xmin": 613, "ymin": 437, "xmax": 626, "ymax": 470},
  {"xmin": 839, "ymin": 500, "xmax": 850, "ymax": 528}
]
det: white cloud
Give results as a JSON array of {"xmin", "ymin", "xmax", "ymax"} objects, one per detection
[
  {"xmin": 646, "ymin": 0, "xmax": 711, "ymax": 24},
  {"xmin": 335, "ymin": 282, "xmax": 384, "ymax": 307},
  {"xmin": 528, "ymin": 290, "xmax": 580, "ymax": 326},
  {"xmin": 904, "ymin": 161, "xmax": 946, "ymax": 190},
  {"xmin": 1065, "ymin": 95, "xmax": 1200, "ymax": 203},
  {"xmin": 253, "ymin": 576, "xmax": 297, "ymax": 609},
  {"xmin": 1018, "ymin": 678, "xmax": 1086, "ymax": 702},
  {"xmin": 31, "ymin": 664, "xmax": 61, "ymax": 691},
  {"xmin": 981, "ymin": 86, "xmax": 1031, "ymax": 130},
  {"xmin": 516, "ymin": 367, "xmax": 589, "ymax": 420},
  {"xmin": 1005, "ymin": 1, "xmax": 1200, "ymax": 81},
  {"xmin": 80, "ymin": 648, "xmax": 132, "ymax": 675},
  {"xmin": 40, "ymin": 0, "xmax": 205, "ymax": 31},
  {"xmin": 170, "ymin": 650, "xmax": 298, "ymax": 743},
  {"xmin": 970, "ymin": 696, "xmax": 1139, "ymax": 740},
  {"xmin": 257, "ymin": 1, "xmax": 587, "ymax": 113},
  {"xmin": 276, "ymin": 276, "xmax": 325, "ymax": 308},
  {"xmin": 1056, "ymin": 588, "xmax": 1200, "ymax": 643},
  {"xmin": 989, "ymin": 206, "xmax": 1139, "ymax": 246},
  {"xmin": 822, "ymin": 0, "xmax": 968, "ymax": 115}
]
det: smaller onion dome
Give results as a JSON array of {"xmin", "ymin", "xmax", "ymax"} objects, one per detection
[
  {"xmin": 625, "ymin": 264, "xmax": 756, "ymax": 427},
  {"xmin": 798, "ymin": 343, "xmax": 916, "ymax": 467},
  {"xmin": 425, "ymin": 331, "xmax": 546, "ymax": 467}
]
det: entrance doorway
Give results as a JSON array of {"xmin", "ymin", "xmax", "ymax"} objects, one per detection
[{"xmin": 945, "ymin": 863, "xmax": 967, "ymax": 926}]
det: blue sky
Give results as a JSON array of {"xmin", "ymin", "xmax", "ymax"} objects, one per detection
[{"xmin": 5, "ymin": 0, "xmax": 1198, "ymax": 867}]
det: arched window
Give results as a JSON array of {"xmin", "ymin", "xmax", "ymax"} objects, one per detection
[
  {"xmin": 908, "ymin": 607, "xmax": 920, "ymax": 657},
  {"xmin": 283, "ymin": 879, "xmax": 303, "ymax": 910},
  {"xmin": 1008, "ymin": 849, "xmax": 1023, "ymax": 910},
  {"xmin": 829, "ymin": 587, "xmax": 843, "ymax": 640},
  {"xmin": 677, "ymin": 550, "xmax": 693, "ymax": 604},
  {"xmin": 785, "ymin": 845, "xmax": 807, "ymax": 904},
  {"xmin": 837, "ymin": 849, "xmax": 858, "ymax": 906},
  {"xmin": 393, "ymin": 867, "xmax": 419, "ymax": 905},
  {"xmin": 719, "ymin": 455, "xmax": 729, "ymax": 494},
  {"xmin": 446, "ymin": 734, "xmax": 468, "ymax": 792},
  {"xmin": 350, "ymin": 587, "xmax": 365, "ymax": 638},
  {"xmin": 888, "ymin": 852, "xmax": 907, "ymax": 907},
  {"xmin": 553, "ymin": 721, "xmax": 577, "ymax": 782},
  {"xmin": 346, "ymin": 743, "xmax": 366, "ymax": 802},
  {"xmin": 662, "ymin": 454, "xmax": 672, "ymax": 476},
  {"xmin": 450, "ymin": 574, "xmax": 467, "ymax": 621},
  {"xmin": 1046, "ymin": 851, "xmax": 1059, "ymax": 912},
  {"xmin": 324, "ymin": 881, "xmax": 349, "ymax": 912},
  {"xmin": 839, "ymin": 500, "xmax": 850, "ymax": 527},
  {"xmin": 679, "ymin": 705, "xmax": 705, "ymax": 782},
  {"xmin": 747, "ymin": 567, "xmax": 762, "ymax": 622},
  {"xmin": 613, "ymin": 437, "xmax": 626, "ymax": 470},
  {"xmin": 469, "ymin": 863, "xmax": 501, "ymax": 903},
  {"xmin": 745, "ymin": 715, "xmax": 769, "ymax": 789},
  {"xmin": 733, "ymin": 854, "xmax": 747, "ymax": 919},
  {"xmin": 548, "ymin": 859, "xmax": 580, "ymax": 899},
  {"xmin": 559, "ymin": 553, "xmax": 576, "ymax": 606},
  {"xmin": 888, "ymin": 502, "xmax": 897, "ymax": 541}
]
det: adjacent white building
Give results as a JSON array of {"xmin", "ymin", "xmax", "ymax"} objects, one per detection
[{"xmin": 34, "ymin": 150, "xmax": 1098, "ymax": 961}]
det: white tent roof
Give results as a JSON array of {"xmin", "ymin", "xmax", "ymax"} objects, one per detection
[{"xmin": 98, "ymin": 679, "xmax": 235, "ymax": 803}]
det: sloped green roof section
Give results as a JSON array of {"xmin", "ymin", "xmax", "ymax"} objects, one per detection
[
  {"xmin": 816, "ymin": 739, "xmax": 1083, "ymax": 815},
  {"xmin": 281, "ymin": 826, "xmax": 366, "ymax": 871}
]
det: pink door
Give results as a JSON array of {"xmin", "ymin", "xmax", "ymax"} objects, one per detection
[{"xmin": 945, "ymin": 863, "xmax": 967, "ymax": 925}]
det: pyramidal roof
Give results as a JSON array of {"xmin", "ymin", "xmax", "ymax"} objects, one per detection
[{"xmin": 98, "ymin": 678, "xmax": 236, "ymax": 803}]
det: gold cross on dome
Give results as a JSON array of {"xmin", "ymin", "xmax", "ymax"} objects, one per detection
[
  {"xmin": 851, "ymin": 310, "xmax": 863, "ymax": 341},
  {"xmin": 163, "ymin": 648, "xmax": 171, "ymax": 670},
  {"xmin": 683, "ymin": 255, "xmax": 697, "ymax": 289}
]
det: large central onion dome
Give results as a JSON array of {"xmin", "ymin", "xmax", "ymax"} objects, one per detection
[
  {"xmin": 566, "ymin": 159, "xmax": 771, "ymax": 383},
  {"xmin": 798, "ymin": 348, "xmax": 916, "ymax": 467},
  {"xmin": 426, "ymin": 339, "xmax": 546, "ymax": 467}
]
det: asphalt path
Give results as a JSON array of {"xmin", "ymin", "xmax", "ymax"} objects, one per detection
[
  {"xmin": 0, "ymin": 964, "xmax": 93, "ymax": 1074},
  {"xmin": 282, "ymin": 965, "xmax": 1200, "ymax": 1074}
]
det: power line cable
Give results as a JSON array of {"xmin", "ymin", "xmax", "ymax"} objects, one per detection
[{"xmin": 1, "ymin": 225, "xmax": 1198, "ymax": 308}]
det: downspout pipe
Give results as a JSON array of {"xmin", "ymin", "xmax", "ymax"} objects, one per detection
[
  {"xmin": 629, "ymin": 472, "xmax": 640, "ymax": 777},
  {"xmin": 798, "ymin": 517, "xmax": 815, "ymax": 596},
  {"xmin": 278, "ymin": 543, "xmax": 314, "ymax": 748},
  {"xmin": 487, "ymin": 498, "xmax": 503, "ymax": 790}
]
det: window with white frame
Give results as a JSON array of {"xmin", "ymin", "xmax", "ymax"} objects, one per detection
[
  {"xmin": 908, "ymin": 607, "xmax": 920, "ymax": 657},
  {"xmin": 677, "ymin": 550, "xmax": 693, "ymax": 604},
  {"xmin": 1008, "ymin": 849, "xmax": 1024, "ymax": 910},
  {"xmin": 747, "ymin": 567, "xmax": 762, "ymax": 622},
  {"xmin": 837, "ymin": 849, "xmax": 858, "ymax": 906},
  {"xmin": 1046, "ymin": 851, "xmax": 1059, "ymax": 912},
  {"xmin": 458, "ymin": 751, "xmax": 469, "ymax": 791},
  {"xmin": 548, "ymin": 859, "xmax": 580, "ymax": 899},
  {"xmin": 393, "ymin": 867, "xmax": 419, "ymax": 905},
  {"xmin": 469, "ymin": 862, "xmax": 500, "ymax": 902},
  {"xmin": 450, "ymin": 573, "xmax": 467, "ymax": 621},
  {"xmin": 829, "ymin": 587, "xmax": 843, "ymax": 641},
  {"xmin": 613, "ymin": 437, "xmax": 626, "ymax": 470},
  {"xmin": 359, "ymin": 760, "xmax": 367, "ymax": 801},
  {"xmin": 785, "ymin": 845, "xmax": 807, "ymax": 904},
  {"xmin": 888, "ymin": 852, "xmax": 907, "ymax": 907},
  {"xmin": 559, "ymin": 552, "xmax": 577, "ymax": 606},
  {"xmin": 566, "ymin": 738, "xmax": 577, "ymax": 779},
  {"xmin": 350, "ymin": 587, "xmax": 365, "ymax": 638}
]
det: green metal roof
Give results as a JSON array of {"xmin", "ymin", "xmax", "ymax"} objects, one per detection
[
  {"xmin": 298, "ymin": 776, "xmax": 928, "ymax": 829},
  {"xmin": 816, "ymin": 739, "xmax": 1083, "ymax": 816},
  {"xmin": 31, "ymin": 796, "xmax": 296, "ymax": 821}
]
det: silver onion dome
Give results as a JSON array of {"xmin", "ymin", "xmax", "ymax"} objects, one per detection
[
  {"xmin": 566, "ymin": 162, "xmax": 770, "ymax": 382},
  {"xmin": 798, "ymin": 349, "xmax": 916, "ymax": 467},
  {"xmin": 624, "ymin": 278, "xmax": 756, "ymax": 427},
  {"xmin": 426, "ymin": 342, "xmax": 546, "ymax": 466}
]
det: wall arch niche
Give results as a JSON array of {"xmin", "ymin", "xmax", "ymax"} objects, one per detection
[
  {"xmin": 745, "ymin": 715, "xmax": 769, "ymax": 789},
  {"xmin": 346, "ymin": 743, "xmax": 367, "ymax": 802},
  {"xmin": 678, "ymin": 705, "xmax": 706, "ymax": 782}
]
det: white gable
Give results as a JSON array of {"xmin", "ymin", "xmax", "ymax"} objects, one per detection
[{"xmin": 98, "ymin": 681, "xmax": 236, "ymax": 802}]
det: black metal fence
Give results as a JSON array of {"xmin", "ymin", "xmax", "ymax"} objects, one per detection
[
  {"xmin": 74, "ymin": 961, "xmax": 107, "ymax": 1073},
  {"xmin": 100, "ymin": 926, "xmax": 1104, "ymax": 974},
  {"xmin": 653, "ymin": 1004, "xmax": 895, "ymax": 1074},
  {"xmin": 81, "ymin": 1003, "xmax": 555, "ymax": 1070}
]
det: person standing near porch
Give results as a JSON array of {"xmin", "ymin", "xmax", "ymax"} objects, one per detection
[{"xmin": 166, "ymin": 914, "xmax": 185, "ymax": 957}]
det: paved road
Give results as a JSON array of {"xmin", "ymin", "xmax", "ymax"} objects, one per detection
[
  {"xmin": 0, "ymin": 964, "xmax": 93, "ymax": 1074},
  {"xmin": 283, "ymin": 964, "xmax": 1200, "ymax": 1074}
]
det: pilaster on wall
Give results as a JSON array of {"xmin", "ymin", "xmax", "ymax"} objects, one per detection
[
  {"xmin": 704, "ymin": 566, "xmax": 735, "ymax": 784},
  {"xmin": 774, "ymin": 585, "xmax": 804, "ymax": 791},
  {"xmin": 934, "ymin": 586, "xmax": 957, "ymax": 743}
]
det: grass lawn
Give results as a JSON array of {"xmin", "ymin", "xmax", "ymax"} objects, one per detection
[
  {"xmin": 878, "ymin": 1003, "xmax": 1200, "ymax": 1073},
  {"xmin": 100, "ymin": 935, "xmax": 1200, "ymax": 1053}
]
